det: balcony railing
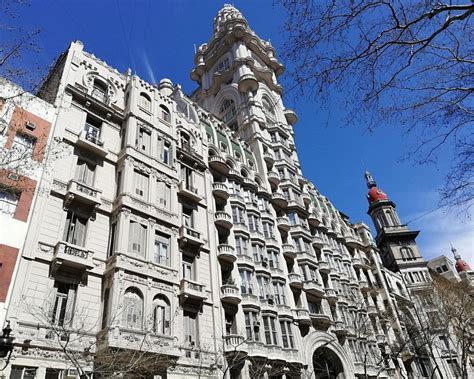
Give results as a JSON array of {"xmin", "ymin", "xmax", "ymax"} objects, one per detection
[
  {"xmin": 180, "ymin": 279, "xmax": 207, "ymax": 301},
  {"xmin": 53, "ymin": 241, "xmax": 93, "ymax": 270},
  {"xmin": 66, "ymin": 179, "xmax": 102, "ymax": 206},
  {"xmin": 217, "ymin": 244, "xmax": 236, "ymax": 262}
]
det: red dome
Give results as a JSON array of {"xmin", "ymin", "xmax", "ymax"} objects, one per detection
[
  {"xmin": 367, "ymin": 186, "xmax": 388, "ymax": 204},
  {"xmin": 455, "ymin": 259, "xmax": 471, "ymax": 273}
]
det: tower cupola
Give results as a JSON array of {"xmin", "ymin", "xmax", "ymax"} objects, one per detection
[{"xmin": 365, "ymin": 171, "xmax": 389, "ymax": 204}]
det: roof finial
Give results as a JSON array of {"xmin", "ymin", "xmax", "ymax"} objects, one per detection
[
  {"xmin": 451, "ymin": 242, "xmax": 461, "ymax": 260},
  {"xmin": 365, "ymin": 170, "xmax": 376, "ymax": 189}
]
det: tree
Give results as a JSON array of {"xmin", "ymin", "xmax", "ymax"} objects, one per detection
[
  {"xmin": 430, "ymin": 273, "xmax": 474, "ymax": 378},
  {"xmin": 22, "ymin": 291, "xmax": 182, "ymax": 378},
  {"xmin": 280, "ymin": 0, "xmax": 474, "ymax": 211}
]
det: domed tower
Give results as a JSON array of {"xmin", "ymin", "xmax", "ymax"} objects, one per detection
[
  {"xmin": 190, "ymin": 4, "xmax": 298, "ymax": 177},
  {"xmin": 365, "ymin": 171, "xmax": 425, "ymax": 273}
]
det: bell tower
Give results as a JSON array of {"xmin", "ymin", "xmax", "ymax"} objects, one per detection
[{"xmin": 365, "ymin": 171, "xmax": 425, "ymax": 273}]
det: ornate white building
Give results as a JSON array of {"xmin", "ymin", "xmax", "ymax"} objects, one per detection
[{"xmin": 0, "ymin": 4, "xmax": 470, "ymax": 379}]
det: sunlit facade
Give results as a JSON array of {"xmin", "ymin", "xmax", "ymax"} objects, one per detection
[{"xmin": 1, "ymin": 5, "xmax": 469, "ymax": 379}]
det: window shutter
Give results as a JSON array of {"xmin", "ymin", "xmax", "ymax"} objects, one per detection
[{"xmin": 75, "ymin": 216, "xmax": 87, "ymax": 247}]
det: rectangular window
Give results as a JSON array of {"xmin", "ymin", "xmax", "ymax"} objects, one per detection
[
  {"xmin": 75, "ymin": 159, "xmax": 95, "ymax": 186},
  {"xmin": 239, "ymin": 269, "xmax": 253, "ymax": 294},
  {"xmin": 63, "ymin": 211, "xmax": 87, "ymax": 247},
  {"xmin": 235, "ymin": 236, "xmax": 248, "ymax": 255},
  {"xmin": 268, "ymin": 250, "xmax": 280, "ymax": 269},
  {"xmin": 184, "ymin": 311, "xmax": 198, "ymax": 346},
  {"xmin": 273, "ymin": 282, "xmax": 286, "ymax": 305},
  {"xmin": 136, "ymin": 127, "xmax": 151, "ymax": 153},
  {"xmin": 13, "ymin": 132, "xmax": 36, "ymax": 158},
  {"xmin": 154, "ymin": 232, "xmax": 169, "ymax": 266},
  {"xmin": 51, "ymin": 281, "xmax": 77, "ymax": 327},
  {"xmin": 182, "ymin": 204, "xmax": 194, "ymax": 228},
  {"xmin": 84, "ymin": 116, "xmax": 102, "ymax": 145},
  {"xmin": 0, "ymin": 189, "xmax": 18, "ymax": 217},
  {"xmin": 10, "ymin": 366, "xmax": 37, "ymax": 379},
  {"xmin": 182, "ymin": 254, "xmax": 195, "ymax": 280},
  {"xmin": 232, "ymin": 206, "xmax": 245, "ymax": 224},
  {"xmin": 280, "ymin": 320, "xmax": 294, "ymax": 348},
  {"xmin": 163, "ymin": 141, "xmax": 171, "ymax": 165},
  {"xmin": 128, "ymin": 221, "xmax": 147, "ymax": 256},
  {"xmin": 263, "ymin": 316, "xmax": 278, "ymax": 345},
  {"xmin": 244, "ymin": 311, "xmax": 259, "ymax": 341},
  {"xmin": 156, "ymin": 180, "xmax": 171, "ymax": 209},
  {"xmin": 288, "ymin": 212, "xmax": 297, "ymax": 225},
  {"xmin": 134, "ymin": 170, "xmax": 149, "ymax": 200}
]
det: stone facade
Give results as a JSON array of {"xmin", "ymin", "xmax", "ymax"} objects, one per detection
[{"xmin": 1, "ymin": 4, "xmax": 471, "ymax": 379}]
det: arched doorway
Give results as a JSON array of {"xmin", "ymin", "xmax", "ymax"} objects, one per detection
[{"xmin": 312, "ymin": 347, "xmax": 345, "ymax": 378}]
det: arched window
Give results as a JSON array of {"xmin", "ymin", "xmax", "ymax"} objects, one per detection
[
  {"xmin": 152, "ymin": 296, "xmax": 170, "ymax": 335},
  {"xmin": 122, "ymin": 288, "xmax": 143, "ymax": 329},
  {"xmin": 262, "ymin": 96, "xmax": 275, "ymax": 119},
  {"xmin": 92, "ymin": 79, "xmax": 108, "ymax": 102},
  {"xmin": 159, "ymin": 105, "xmax": 171, "ymax": 123},
  {"xmin": 139, "ymin": 92, "xmax": 151, "ymax": 111},
  {"xmin": 219, "ymin": 98, "xmax": 237, "ymax": 128},
  {"xmin": 385, "ymin": 211, "xmax": 396, "ymax": 226},
  {"xmin": 400, "ymin": 247, "xmax": 414, "ymax": 261}
]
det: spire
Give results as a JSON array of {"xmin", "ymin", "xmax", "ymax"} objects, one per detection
[
  {"xmin": 451, "ymin": 245, "xmax": 471, "ymax": 273},
  {"xmin": 365, "ymin": 170, "xmax": 376, "ymax": 189},
  {"xmin": 451, "ymin": 244, "xmax": 461, "ymax": 260}
]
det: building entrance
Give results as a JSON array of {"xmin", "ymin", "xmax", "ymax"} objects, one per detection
[{"xmin": 312, "ymin": 347, "xmax": 345, "ymax": 379}]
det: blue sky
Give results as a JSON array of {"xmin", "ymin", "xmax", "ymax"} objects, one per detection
[{"xmin": 4, "ymin": 0, "xmax": 472, "ymax": 262}]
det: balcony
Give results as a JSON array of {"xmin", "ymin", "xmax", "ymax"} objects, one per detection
[
  {"xmin": 221, "ymin": 284, "xmax": 241, "ymax": 305},
  {"xmin": 351, "ymin": 257, "xmax": 363, "ymax": 268},
  {"xmin": 270, "ymin": 192, "xmax": 288, "ymax": 209},
  {"xmin": 178, "ymin": 226, "xmax": 203, "ymax": 248},
  {"xmin": 178, "ymin": 181, "xmax": 202, "ymax": 203},
  {"xmin": 302, "ymin": 192, "xmax": 311, "ymax": 206},
  {"xmin": 325, "ymin": 288, "xmax": 338, "ymax": 303},
  {"xmin": 293, "ymin": 308, "xmax": 311, "ymax": 325},
  {"xmin": 359, "ymin": 280, "xmax": 370, "ymax": 293},
  {"xmin": 317, "ymin": 260, "xmax": 331, "ymax": 274},
  {"xmin": 241, "ymin": 292, "xmax": 260, "ymax": 308},
  {"xmin": 76, "ymin": 130, "xmax": 107, "ymax": 157},
  {"xmin": 367, "ymin": 305, "xmax": 378, "ymax": 315},
  {"xmin": 333, "ymin": 320, "xmax": 348, "ymax": 337},
  {"xmin": 52, "ymin": 241, "xmax": 94, "ymax": 271},
  {"xmin": 212, "ymin": 182, "xmax": 230, "ymax": 200},
  {"xmin": 309, "ymin": 312, "xmax": 332, "ymax": 329},
  {"xmin": 376, "ymin": 334, "xmax": 386, "ymax": 346},
  {"xmin": 284, "ymin": 108, "xmax": 298, "ymax": 125},
  {"xmin": 263, "ymin": 151, "xmax": 275, "ymax": 167},
  {"xmin": 311, "ymin": 235, "xmax": 324, "ymax": 249},
  {"xmin": 217, "ymin": 244, "xmax": 236, "ymax": 263},
  {"xmin": 209, "ymin": 155, "xmax": 229, "ymax": 174},
  {"xmin": 267, "ymin": 170, "xmax": 280, "ymax": 186},
  {"xmin": 303, "ymin": 280, "xmax": 326, "ymax": 297},
  {"xmin": 345, "ymin": 235, "xmax": 360, "ymax": 248},
  {"xmin": 98, "ymin": 327, "xmax": 180, "ymax": 359},
  {"xmin": 242, "ymin": 177, "xmax": 258, "ymax": 191},
  {"xmin": 282, "ymin": 243, "xmax": 296, "ymax": 259},
  {"xmin": 66, "ymin": 179, "xmax": 102, "ymax": 207},
  {"xmin": 224, "ymin": 334, "xmax": 247, "ymax": 355},
  {"xmin": 180, "ymin": 279, "xmax": 207, "ymax": 302},
  {"xmin": 214, "ymin": 211, "xmax": 233, "ymax": 229},
  {"xmin": 288, "ymin": 272, "xmax": 303, "ymax": 290},
  {"xmin": 276, "ymin": 217, "xmax": 290, "ymax": 232},
  {"xmin": 308, "ymin": 211, "xmax": 321, "ymax": 227}
]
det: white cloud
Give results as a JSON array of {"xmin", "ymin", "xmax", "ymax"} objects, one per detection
[{"xmin": 408, "ymin": 207, "xmax": 474, "ymax": 264}]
